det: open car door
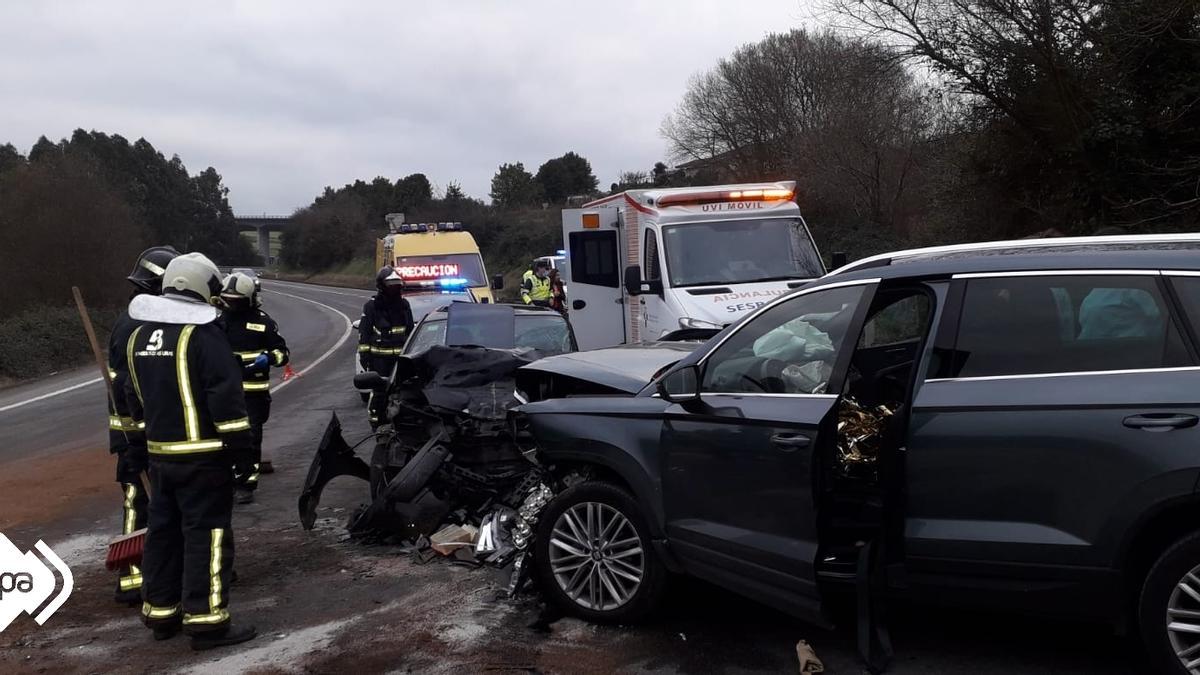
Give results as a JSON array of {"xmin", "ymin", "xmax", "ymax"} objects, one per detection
[
  {"xmin": 657, "ymin": 279, "xmax": 879, "ymax": 628},
  {"xmin": 561, "ymin": 208, "xmax": 625, "ymax": 349}
]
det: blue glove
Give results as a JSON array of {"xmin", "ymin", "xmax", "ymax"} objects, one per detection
[{"xmin": 249, "ymin": 353, "xmax": 270, "ymax": 371}]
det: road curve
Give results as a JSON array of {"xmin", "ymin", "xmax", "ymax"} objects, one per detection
[{"xmin": 0, "ymin": 280, "xmax": 369, "ymax": 467}]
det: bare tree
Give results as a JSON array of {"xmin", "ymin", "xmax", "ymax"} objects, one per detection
[{"xmin": 661, "ymin": 29, "xmax": 933, "ymax": 229}]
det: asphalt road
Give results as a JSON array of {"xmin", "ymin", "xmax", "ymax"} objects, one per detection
[{"xmin": 0, "ymin": 280, "xmax": 1146, "ymax": 674}]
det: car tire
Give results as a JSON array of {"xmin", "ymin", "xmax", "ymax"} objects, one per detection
[
  {"xmin": 533, "ymin": 481, "xmax": 666, "ymax": 624},
  {"xmin": 1139, "ymin": 530, "xmax": 1200, "ymax": 674}
]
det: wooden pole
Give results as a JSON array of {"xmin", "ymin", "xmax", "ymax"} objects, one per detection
[{"xmin": 72, "ymin": 286, "xmax": 116, "ymax": 408}]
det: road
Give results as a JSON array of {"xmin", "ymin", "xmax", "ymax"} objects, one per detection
[{"xmin": 0, "ymin": 280, "xmax": 1144, "ymax": 674}]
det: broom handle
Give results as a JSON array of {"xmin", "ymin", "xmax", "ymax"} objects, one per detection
[{"xmin": 72, "ymin": 286, "xmax": 118, "ymax": 416}]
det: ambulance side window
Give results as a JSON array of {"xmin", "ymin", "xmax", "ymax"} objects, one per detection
[{"xmin": 644, "ymin": 229, "xmax": 660, "ymax": 281}]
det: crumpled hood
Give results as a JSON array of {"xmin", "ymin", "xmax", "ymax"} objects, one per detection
[{"xmin": 128, "ymin": 294, "xmax": 219, "ymax": 325}]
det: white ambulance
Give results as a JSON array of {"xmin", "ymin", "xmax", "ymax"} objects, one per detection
[{"xmin": 561, "ymin": 181, "xmax": 833, "ymax": 350}]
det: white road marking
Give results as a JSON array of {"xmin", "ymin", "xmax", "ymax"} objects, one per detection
[
  {"xmin": 264, "ymin": 288, "xmax": 354, "ymax": 394},
  {"xmin": 0, "ymin": 376, "xmax": 103, "ymax": 413},
  {"xmin": 267, "ymin": 279, "xmax": 372, "ymax": 298},
  {"xmin": 0, "ymin": 285, "xmax": 353, "ymax": 413}
]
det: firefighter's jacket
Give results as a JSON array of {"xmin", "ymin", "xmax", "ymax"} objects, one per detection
[
  {"xmin": 219, "ymin": 308, "xmax": 289, "ymax": 396},
  {"xmin": 521, "ymin": 270, "xmax": 552, "ymax": 304},
  {"xmin": 358, "ymin": 295, "xmax": 414, "ymax": 362},
  {"xmin": 124, "ymin": 295, "xmax": 251, "ymax": 459},
  {"xmin": 107, "ymin": 309, "xmax": 145, "ymax": 451}
]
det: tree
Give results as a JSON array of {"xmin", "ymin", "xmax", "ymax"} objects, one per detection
[
  {"xmin": 0, "ymin": 152, "xmax": 144, "ymax": 314},
  {"xmin": 443, "ymin": 181, "xmax": 468, "ymax": 204},
  {"xmin": 0, "ymin": 143, "xmax": 24, "ymax": 175},
  {"xmin": 830, "ymin": 0, "xmax": 1200, "ymax": 232},
  {"xmin": 490, "ymin": 162, "xmax": 542, "ymax": 208},
  {"xmin": 661, "ymin": 29, "xmax": 932, "ymax": 230},
  {"xmin": 535, "ymin": 152, "xmax": 598, "ymax": 203},
  {"xmin": 652, "ymin": 161, "xmax": 671, "ymax": 186},
  {"xmin": 280, "ymin": 192, "xmax": 369, "ymax": 270},
  {"xmin": 395, "ymin": 173, "xmax": 432, "ymax": 211}
]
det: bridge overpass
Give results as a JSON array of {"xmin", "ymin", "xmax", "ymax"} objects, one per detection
[{"xmin": 234, "ymin": 215, "xmax": 295, "ymax": 264}]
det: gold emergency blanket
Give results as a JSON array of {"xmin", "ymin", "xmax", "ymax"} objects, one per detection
[{"xmin": 836, "ymin": 397, "xmax": 895, "ymax": 473}]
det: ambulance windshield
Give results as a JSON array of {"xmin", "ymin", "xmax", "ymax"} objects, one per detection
[{"xmin": 662, "ymin": 218, "xmax": 823, "ymax": 287}]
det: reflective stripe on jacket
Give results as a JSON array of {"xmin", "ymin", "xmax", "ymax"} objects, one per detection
[{"xmin": 521, "ymin": 270, "xmax": 552, "ymax": 303}]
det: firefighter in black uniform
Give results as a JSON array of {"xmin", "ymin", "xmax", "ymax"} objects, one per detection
[
  {"xmin": 125, "ymin": 252, "xmax": 256, "ymax": 649},
  {"xmin": 108, "ymin": 243, "xmax": 178, "ymax": 600},
  {"xmin": 108, "ymin": 245, "xmax": 179, "ymax": 605},
  {"xmin": 217, "ymin": 272, "xmax": 289, "ymax": 504},
  {"xmin": 358, "ymin": 266, "xmax": 414, "ymax": 427}
]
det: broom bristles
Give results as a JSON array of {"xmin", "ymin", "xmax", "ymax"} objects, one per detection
[{"xmin": 105, "ymin": 528, "xmax": 146, "ymax": 571}]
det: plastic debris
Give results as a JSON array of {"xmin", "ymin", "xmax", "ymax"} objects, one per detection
[
  {"xmin": 430, "ymin": 524, "xmax": 478, "ymax": 556},
  {"xmin": 796, "ymin": 640, "xmax": 825, "ymax": 673},
  {"xmin": 512, "ymin": 484, "xmax": 554, "ymax": 550}
]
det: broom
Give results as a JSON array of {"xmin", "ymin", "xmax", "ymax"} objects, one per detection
[{"xmin": 72, "ymin": 287, "xmax": 148, "ymax": 571}]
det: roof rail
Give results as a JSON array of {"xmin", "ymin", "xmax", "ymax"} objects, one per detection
[{"xmin": 827, "ymin": 233, "xmax": 1200, "ymax": 277}]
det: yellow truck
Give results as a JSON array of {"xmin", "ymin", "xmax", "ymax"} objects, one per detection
[{"xmin": 375, "ymin": 214, "xmax": 503, "ymax": 303}]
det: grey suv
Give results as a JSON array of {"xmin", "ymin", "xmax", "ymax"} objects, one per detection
[{"xmin": 519, "ymin": 234, "xmax": 1200, "ymax": 673}]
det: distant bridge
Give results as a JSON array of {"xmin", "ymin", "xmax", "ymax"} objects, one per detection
[{"xmin": 234, "ymin": 215, "xmax": 295, "ymax": 264}]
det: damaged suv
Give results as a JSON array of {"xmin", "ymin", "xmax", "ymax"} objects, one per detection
[{"xmin": 519, "ymin": 234, "xmax": 1200, "ymax": 673}]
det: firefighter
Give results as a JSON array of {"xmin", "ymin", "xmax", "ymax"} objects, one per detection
[
  {"xmin": 218, "ymin": 272, "xmax": 289, "ymax": 504},
  {"xmin": 108, "ymin": 245, "xmax": 179, "ymax": 605},
  {"xmin": 125, "ymin": 252, "xmax": 256, "ymax": 649},
  {"xmin": 358, "ymin": 266, "xmax": 413, "ymax": 426},
  {"xmin": 521, "ymin": 260, "xmax": 553, "ymax": 307}
]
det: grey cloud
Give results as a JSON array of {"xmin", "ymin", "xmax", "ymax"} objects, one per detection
[{"xmin": 0, "ymin": 0, "xmax": 813, "ymax": 213}]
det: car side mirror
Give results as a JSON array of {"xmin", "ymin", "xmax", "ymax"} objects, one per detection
[
  {"xmin": 657, "ymin": 364, "xmax": 700, "ymax": 404},
  {"xmin": 353, "ymin": 372, "xmax": 388, "ymax": 392},
  {"xmin": 491, "ymin": 274, "xmax": 505, "ymax": 290},
  {"xmin": 831, "ymin": 251, "xmax": 847, "ymax": 270},
  {"xmin": 624, "ymin": 265, "xmax": 663, "ymax": 297}
]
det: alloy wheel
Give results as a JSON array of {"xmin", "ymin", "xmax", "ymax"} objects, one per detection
[
  {"xmin": 548, "ymin": 501, "xmax": 644, "ymax": 611},
  {"xmin": 1167, "ymin": 566, "xmax": 1200, "ymax": 673}
]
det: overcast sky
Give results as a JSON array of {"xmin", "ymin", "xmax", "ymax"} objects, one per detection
[{"xmin": 0, "ymin": 1, "xmax": 814, "ymax": 213}]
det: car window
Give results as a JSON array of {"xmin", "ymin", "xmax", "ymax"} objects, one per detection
[
  {"xmin": 1167, "ymin": 277, "xmax": 1200, "ymax": 339},
  {"xmin": 515, "ymin": 315, "xmax": 573, "ymax": 355},
  {"xmin": 643, "ymin": 229, "xmax": 660, "ymax": 281},
  {"xmin": 702, "ymin": 284, "xmax": 870, "ymax": 394},
  {"xmin": 859, "ymin": 293, "xmax": 931, "ymax": 348},
  {"xmin": 405, "ymin": 319, "xmax": 446, "ymax": 354},
  {"xmin": 947, "ymin": 275, "xmax": 1190, "ymax": 379}
]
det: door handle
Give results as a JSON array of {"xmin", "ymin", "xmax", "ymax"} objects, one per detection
[
  {"xmin": 771, "ymin": 433, "xmax": 811, "ymax": 451},
  {"xmin": 1123, "ymin": 413, "xmax": 1199, "ymax": 431}
]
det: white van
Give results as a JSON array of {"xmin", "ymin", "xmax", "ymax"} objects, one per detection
[{"xmin": 561, "ymin": 181, "xmax": 831, "ymax": 349}]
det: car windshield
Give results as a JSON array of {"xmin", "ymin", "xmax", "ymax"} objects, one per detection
[
  {"xmin": 393, "ymin": 253, "xmax": 487, "ymax": 287},
  {"xmin": 662, "ymin": 218, "xmax": 823, "ymax": 287},
  {"xmin": 405, "ymin": 314, "xmax": 573, "ymax": 355}
]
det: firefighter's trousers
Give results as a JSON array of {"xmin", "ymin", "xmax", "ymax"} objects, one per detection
[
  {"xmin": 116, "ymin": 476, "xmax": 148, "ymax": 595},
  {"xmin": 141, "ymin": 457, "xmax": 235, "ymax": 633},
  {"xmin": 234, "ymin": 394, "xmax": 271, "ymax": 491}
]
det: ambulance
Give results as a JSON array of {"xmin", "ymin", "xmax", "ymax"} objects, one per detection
[
  {"xmin": 561, "ymin": 181, "xmax": 833, "ymax": 350},
  {"xmin": 375, "ymin": 213, "xmax": 503, "ymax": 303}
]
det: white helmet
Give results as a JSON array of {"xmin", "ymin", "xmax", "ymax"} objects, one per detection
[
  {"xmin": 220, "ymin": 272, "xmax": 257, "ymax": 303},
  {"xmin": 161, "ymin": 253, "xmax": 223, "ymax": 304}
]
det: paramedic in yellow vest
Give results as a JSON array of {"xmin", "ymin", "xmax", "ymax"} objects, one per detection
[{"xmin": 522, "ymin": 260, "xmax": 553, "ymax": 307}]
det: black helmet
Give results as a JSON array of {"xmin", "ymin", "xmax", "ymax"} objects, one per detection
[
  {"xmin": 376, "ymin": 266, "xmax": 404, "ymax": 295},
  {"xmin": 128, "ymin": 245, "xmax": 181, "ymax": 294}
]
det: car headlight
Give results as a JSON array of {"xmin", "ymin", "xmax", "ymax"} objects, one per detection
[{"xmin": 678, "ymin": 317, "xmax": 723, "ymax": 330}]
